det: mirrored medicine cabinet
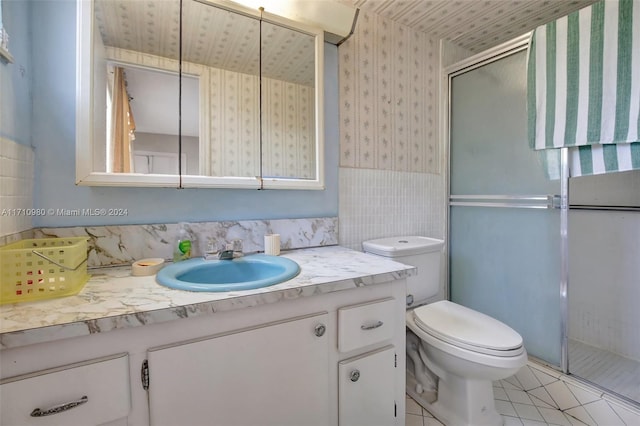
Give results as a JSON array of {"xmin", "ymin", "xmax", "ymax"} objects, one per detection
[{"xmin": 76, "ymin": 0, "xmax": 325, "ymax": 189}]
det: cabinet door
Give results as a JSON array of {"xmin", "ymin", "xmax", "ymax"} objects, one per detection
[
  {"xmin": 338, "ymin": 346, "xmax": 396, "ymax": 426},
  {"xmin": 147, "ymin": 312, "xmax": 330, "ymax": 426}
]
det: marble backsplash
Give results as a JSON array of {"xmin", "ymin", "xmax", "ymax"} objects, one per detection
[{"xmin": 32, "ymin": 217, "xmax": 338, "ymax": 268}]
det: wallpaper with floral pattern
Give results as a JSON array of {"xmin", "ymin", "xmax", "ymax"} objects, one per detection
[{"xmin": 339, "ymin": 10, "xmax": 439, "ymax": 174}]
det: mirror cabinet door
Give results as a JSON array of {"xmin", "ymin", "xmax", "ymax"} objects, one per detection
[
  {"xmin": 260, "ymin": 20, "xmax": 317, "ymax": 181},
  {"xmin": 78, "ymin": 0, "xmax": 323, "ymax": 188},
  {"xmin": 94, "ymin": 0, "xmax": 182, "ymax": 177},
  {"xmin": 181, "ymin": 0, "xmax": 261, "ymax": 180}
]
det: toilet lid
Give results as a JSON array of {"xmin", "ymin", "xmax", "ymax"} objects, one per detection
[{"xmin": 413, "ymin": 301, "xmax": 523, "ymax": 355}]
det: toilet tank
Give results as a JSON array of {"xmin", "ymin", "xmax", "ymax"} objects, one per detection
[{"xmin": 362, "ymin": 236, "xmax": 444, "ymax": 307}]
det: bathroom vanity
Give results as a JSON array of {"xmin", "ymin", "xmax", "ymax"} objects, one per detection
[{"xmin": 0, "ymin": 246, "xmax": 413, "ymax": 426}]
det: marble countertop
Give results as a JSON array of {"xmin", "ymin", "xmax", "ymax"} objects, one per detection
[{"xmin": 0, "ymin": 246, "xmax": 414, "ymax": 350}]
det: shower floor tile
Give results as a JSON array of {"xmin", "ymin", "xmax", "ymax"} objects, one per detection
[{"xmin": 569, "ymin": 339, "xmax": 640, "ymax": 403}]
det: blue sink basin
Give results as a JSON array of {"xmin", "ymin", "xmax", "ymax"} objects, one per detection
[{"xmin": 156, "ymin": 254, "xmax": 300, "ymax": 292}]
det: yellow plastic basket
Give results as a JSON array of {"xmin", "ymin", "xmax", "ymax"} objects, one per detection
[{"xmin": 0, "ymin": 237, "xmax": 90, "ymax": 305}]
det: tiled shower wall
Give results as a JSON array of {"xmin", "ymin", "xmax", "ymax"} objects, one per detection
[
  {"xmin": 569, "ymin": 210, "xmax": 640, "ymax": 361},
  {"xmin": 0, "ymin": 138, "xmax": 34, "ymax": 244},
  {"xmin": 338, "ymin": 9, "xmax": 445, "ymax": 249}
]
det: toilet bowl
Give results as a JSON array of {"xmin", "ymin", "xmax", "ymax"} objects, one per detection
[
  {"xmin": 362, "ymin": 236, "xmax": 528, "ymax": 426},
  {"xmin": 407, "ymin": 300, "xmax": 527, "ymax": 426}
]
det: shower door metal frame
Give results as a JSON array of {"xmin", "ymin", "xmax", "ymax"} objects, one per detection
[{"xmin": 442, "ymin": 34, "xmax": 570, "ymax": 373}]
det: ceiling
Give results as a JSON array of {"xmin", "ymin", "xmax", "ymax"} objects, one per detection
[
  {"xmin": 94, "ymin": 0, "xmax": 601, "ymax": 89},
  {"xmin": 94, "ymin": 0, "xmax": 315, "ymax": 86},
  {"xmin": 348, "ymin": 0, "xmax": 600, "ymax": 53}
]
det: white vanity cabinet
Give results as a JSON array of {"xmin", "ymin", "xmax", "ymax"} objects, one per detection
[
  {"xmin": 0, "ymin": 279, "xmax": 407, "ymax": 426},
  {"xmin": 146, "ymin": 312, "xmax": 331, "ymax": 426},
  {"xmin": 139, "ymin": 285, "xmax": 405, "ymax": 426},
  {"xmin": 0, "ymin": 353, "xmax": 130, "ymax": 426},
  {"xmin": 336, "ymin": 298, "xmax": 402, "ymax": 426}
]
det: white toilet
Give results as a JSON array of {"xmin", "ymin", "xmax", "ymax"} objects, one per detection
[{"xmin": 363, "ymin": 236, "xmax": 527, "ymax": 426}]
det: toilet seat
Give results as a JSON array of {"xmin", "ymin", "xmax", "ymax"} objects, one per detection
[{"xmin": 412, "ymin": 301, "xmax": 524, "ymax": 357}]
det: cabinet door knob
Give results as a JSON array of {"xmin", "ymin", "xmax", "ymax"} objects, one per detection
[
  {"xmin": 407, "ymin": 294, "xmax": 414, "ymax": 306},
  {"xmin": 30, "ymin": 395, "xmax": 88, "ymax": 417},
  {"xmin": 350, "ymin": 370, "xmax": 360, "ymax": 382},
  {"xmin": 314, "ymin": 324, "xmax": 326, "ymax": 337}
]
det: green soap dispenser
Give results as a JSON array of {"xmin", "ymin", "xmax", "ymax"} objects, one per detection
[{"xmin": 173, "ymin": 222, "xmax": 192, "ymax": 262}]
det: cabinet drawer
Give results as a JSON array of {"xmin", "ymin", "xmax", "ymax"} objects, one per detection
[
  {"xmin": 338, "ymin": 297, "xmax": 395, "ymax": 352},
  {"xmin": 0, "ymin": 353, "xmax": 130, "ymax": 426}
]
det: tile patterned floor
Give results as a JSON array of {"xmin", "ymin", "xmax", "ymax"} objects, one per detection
[{"xmin": 406, "ymin": 361, "xmax": 640, "ymax": 426}]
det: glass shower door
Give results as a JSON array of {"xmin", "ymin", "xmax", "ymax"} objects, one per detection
[{"xmin": 448, "ymin": 48, "xmax": 564, "ymax": 366}]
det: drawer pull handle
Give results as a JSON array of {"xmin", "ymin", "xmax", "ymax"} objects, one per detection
[
  {"xmin": 30, "ymin": 395, "xmax": 88, "ymax": 417},
  {"xmin": 361, "ymin": 320, "xmax": 384, "ymax": 330}
]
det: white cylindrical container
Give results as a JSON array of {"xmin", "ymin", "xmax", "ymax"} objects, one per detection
[{"xmin": 264, "ymin": 234, "xmax": 281, "ymax": 256}]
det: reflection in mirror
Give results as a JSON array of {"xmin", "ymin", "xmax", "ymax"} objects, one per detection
[
  {"xmin": 182, "ymin": 0, "xmax": 261, "ymax": 178},
  {"xmin": 115, "ymin": 65, "xmax": 199, "ymax": 175},
  {"xmin": 260, "ymin": 21, "xmax": 316, "ymax": 180},
  {"xmin": 94, "ymin": 0, "xmax": 182, "ymax": 175}
]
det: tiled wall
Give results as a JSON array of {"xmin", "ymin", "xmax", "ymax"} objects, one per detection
[
  {"xmin": 0, "ymin": 138, "xmax": 34, "ymax": 242},
  {"xmin": 339, "ymin": 168, "xmax": 444, "ymax": 251}
]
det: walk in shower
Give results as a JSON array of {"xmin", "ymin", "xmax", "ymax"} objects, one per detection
[
  {"xmin": 445, "ymin": 36, "xmax": 640, "ymax": 406},
  {"xmin": 568, "ymin": 173, "xmax": 640, "ymax": 403}
]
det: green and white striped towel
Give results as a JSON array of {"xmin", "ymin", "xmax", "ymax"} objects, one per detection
[{"xmin": 528, "ymin": 0, "xmax": 640, "ymax": 176}]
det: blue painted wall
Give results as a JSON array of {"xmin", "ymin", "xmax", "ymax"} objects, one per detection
[
  {"xmin": 0, "ymin": 0, "xmax": 32, "ymax": 146},
  {"xmin": 26, "ymin": 0, "xmax": 338, "ymax": 227}
]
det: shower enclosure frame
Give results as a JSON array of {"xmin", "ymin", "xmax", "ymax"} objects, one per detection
[{"xmin": 441, "ymin": 34, "xmax": 571, "ymax": 374}]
